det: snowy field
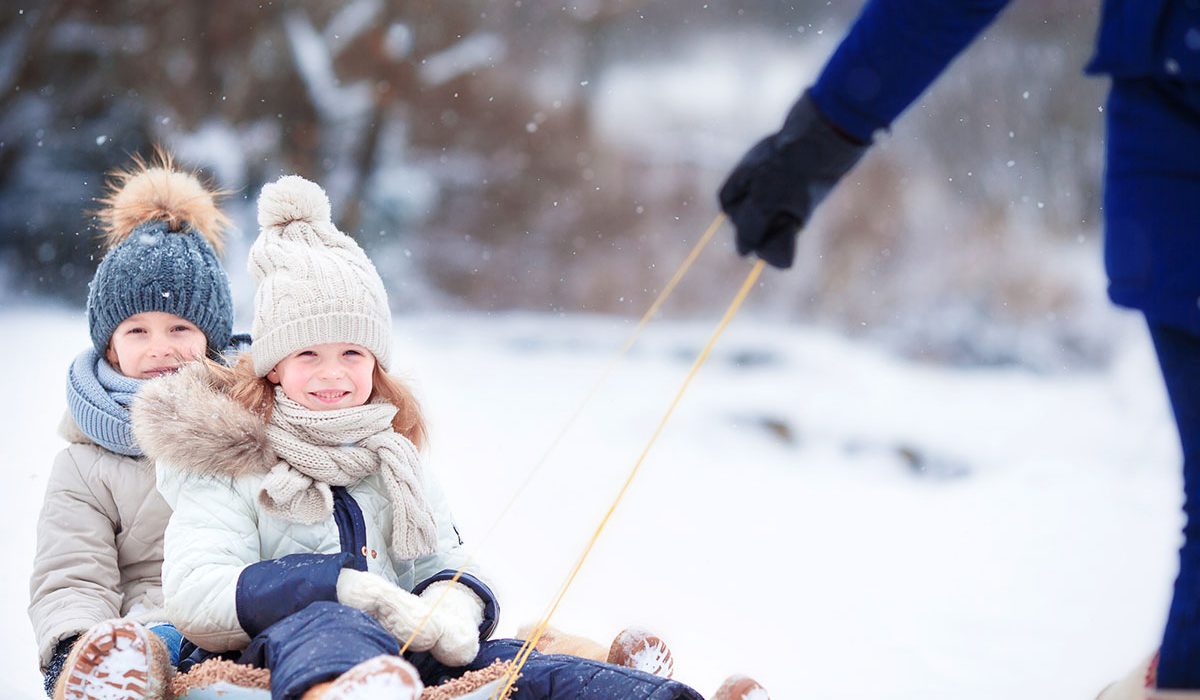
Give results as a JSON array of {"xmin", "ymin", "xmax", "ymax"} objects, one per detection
[{"xmin": 0, "ymin": 301, "xmax": 1183, "ymax": 700}]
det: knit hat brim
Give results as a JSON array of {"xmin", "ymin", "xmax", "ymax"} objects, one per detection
[{"xmin": 252, "ymin": 312, "xmax": 391, "ymax": 376}]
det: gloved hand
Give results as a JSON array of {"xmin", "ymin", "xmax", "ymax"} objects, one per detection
[
  {"xmin": 719, "ymin": 90, "xmax": 869, "ymax": 269},
  {"xmin": 336, "ymin": 569, "xmax": 442, "ymax": 651},
  {"xmin": 419, "ymin": 581, "xmax": 485, "ymax": 666}
]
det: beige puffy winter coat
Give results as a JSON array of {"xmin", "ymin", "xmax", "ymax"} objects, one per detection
[{"xmin": 28, "ymin": 414, "xmax": 170, "ymax": 669}]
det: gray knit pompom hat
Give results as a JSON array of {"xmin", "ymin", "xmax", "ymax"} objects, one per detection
[
  {"xmin": 88, "ymin": 159, "xmax": 234, "ymax": 355},
  {"xmin": 249, "ymin": 175, "xmax": 392, "ymax": 377}
]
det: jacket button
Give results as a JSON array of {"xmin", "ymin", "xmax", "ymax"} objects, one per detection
[
  {"xmin": 360, "ymin": 546, "xmax": 369, "ymax": 557},
  {"xmin": 370, "ymin": 549, "xmax": 378, "ymax": 559}
]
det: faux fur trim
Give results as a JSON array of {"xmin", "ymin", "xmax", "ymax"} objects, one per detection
[
  {"xmin": 57, "ymin": 411, "xmax": 92, "ymax": 446},
  {"xmin": 97, "ymin": 151, "xmax": 229, "ymax": 254},
  {"xmin": 132, "ymin": 362, "xmax": 275, "ymax": 478},
  {"xmin": 171, "ymin": 659, "xmax": 271, "ymax": 697},
  {"xmin": 421, "ymin": 660, "xmax": 513, "ymax": 700}
]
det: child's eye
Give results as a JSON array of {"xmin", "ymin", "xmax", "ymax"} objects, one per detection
[
  {"xmin": 171, "ymin": 325, "xmax": 196, "ymax": 333},
  {"xmin": 344, "ymin": 349, "xmax": 362, "ymax": 357},
  {"xmin": 126, "ymin": 327, "xmax": 146, "ymax": 335},
  {"xmin": 297, "ymin": 350, "xmax": 317, "ymax": 357}
]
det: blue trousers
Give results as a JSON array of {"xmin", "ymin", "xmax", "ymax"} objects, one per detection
[
  {"xmin": 240, "ymin": 602, "xmax": 701, "ymax": 700},
  {"xmin": 1149, "ymin": 321, "xmax": 1200, "ymax": 687},
  {"xmin": 238, "ymin": 602, "xmax": 399, "ymax": 700}
]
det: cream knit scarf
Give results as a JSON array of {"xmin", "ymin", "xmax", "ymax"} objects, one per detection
[{"xmin": 259, "ymin": 388, "xmax": 438, "ymax": 560}]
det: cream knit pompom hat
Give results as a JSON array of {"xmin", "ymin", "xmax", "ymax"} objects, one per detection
[{"xmin": 250, "ymin": 175, "xmax": 391, "ymax": 377}]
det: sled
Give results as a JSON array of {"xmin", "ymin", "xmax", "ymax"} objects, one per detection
[
  {"xmin": 174, "ymin": 683, "xmax": 268, "ymax": 699},
  {"xmin": 175, "ymin": 677, "xmax": 506, "ymax": 699}
]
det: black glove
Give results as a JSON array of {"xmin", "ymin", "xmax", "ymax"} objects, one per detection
[{"xmin": 719, "ymin": 91, "xmax": 869, "ymax": 269}]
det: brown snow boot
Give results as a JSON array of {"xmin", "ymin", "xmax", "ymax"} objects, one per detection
[
  {"xmin": 304, "ymin": 654, "xmax": 423, "ymax": 700},
  {"xmin": 606, "ymin": 627, "xmax": 675, "ymax": 679},
  {"xmin": 1096, "ymin": 652, "xmax": 1200, "ymax": 700},
  {"xmin": 515, "ymin": 623, "xmax": 676, "ymax": 679},
  {"xmin": 54, "ymin": 620, "xmax": 172, "ymax": 700},
  {"xmin": 711, "ymin": 674, "xmax": 770, "ymax": 700}
]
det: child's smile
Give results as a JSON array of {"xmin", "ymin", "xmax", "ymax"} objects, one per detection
[{"xmin": 309, "ymin": 388, "xmax": 352, "ymax": 405}]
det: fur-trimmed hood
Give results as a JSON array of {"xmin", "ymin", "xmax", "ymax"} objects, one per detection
[
  {"xmin": 57, "ymin": 410, "xmax": 94, "ymax": 446},
  {"xmin": 132, "ymin": 362, "xmax": 275, "ymax": 478}
]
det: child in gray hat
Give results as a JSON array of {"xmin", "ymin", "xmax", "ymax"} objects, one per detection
[{"xmin": 29, "ymin": 153, "xmax": 236, "ymax": 700}]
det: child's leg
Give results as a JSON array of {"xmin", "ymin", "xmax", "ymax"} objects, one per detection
[
  {"xmin": 1149, "ymin": 321, "xmax": 1200, "ymax": 688},
  {"xmin": 414, "ymin": 638, "xmax": 703, "ymax": 700},
  {"xmin": 514, "ymin": 624, "xmax": 608, "ymax": 661},
  {"xmin": 41, "ymin": 635, "xmax": 78, "ymax": 698},
  {"xmin": 148, "ymin": 623, "xmax": 184, "ymax": 668},
  {"xmin": 237, "ymin": 601, "xmax": 399, "ymax": 700},
  {"xmin": 515, "ymin": 624, "xmax": 675, "ymax": 678}
]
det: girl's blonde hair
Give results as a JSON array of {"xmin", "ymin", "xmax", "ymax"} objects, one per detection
[{"xmin": 208, "ymin": 353, "xmax": 427, "ymax": 449}]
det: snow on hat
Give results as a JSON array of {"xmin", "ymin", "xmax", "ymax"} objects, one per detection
[
  {"xmin": 88, "ymin": 154, "xmax": 234, "ymax": 355},
  {"xmin": 249, "ymin": 175, "xmax": 391, "ymax": 377}
]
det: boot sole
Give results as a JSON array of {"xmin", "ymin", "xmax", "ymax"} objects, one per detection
[
  {"xmin": 608, "ymin": 628, "xmax": 675, "ymax": 679},
  {"xmin": 323, "ymin": 655, "xmax": 423, "ymax": 700},
  {"xmin": 60, "ymin": 620, "xmax": 159, "ymax": 700}
]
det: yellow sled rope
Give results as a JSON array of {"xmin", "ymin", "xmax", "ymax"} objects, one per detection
[
  {"xmin": 396, "ymin": 213, "xmax": 765, "ymax": 700},
  {"xmin": 400, "ymin": 214, "xmax": 727, "ymax": 656},
  {"xmin": 494, "ymin": 254, "xmax": 765, "ymax": 699}
]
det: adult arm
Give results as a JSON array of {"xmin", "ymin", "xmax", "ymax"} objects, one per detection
[
  {"xmin": 721, "ymin": 0, "xmax": 1015, "ymax": 268},
  {"xmin": 810, "ymin": 0, "xmax": 1015, "ymax": 142}
]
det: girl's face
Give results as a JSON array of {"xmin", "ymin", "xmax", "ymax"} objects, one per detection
[
  {"xmin": 106, "ymin": 311, "xmax": 207, "ymax": 379},
  {"xmin": 267, "ymin": 343, "xmax": 376, "ymax": 411}
]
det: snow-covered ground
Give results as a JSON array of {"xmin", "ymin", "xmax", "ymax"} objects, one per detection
[{"xmin": 0, "ymin": 302, "xmax": 1182, "ymax": 699}]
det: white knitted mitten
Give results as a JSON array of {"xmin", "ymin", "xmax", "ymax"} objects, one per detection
[
  {"xmin": 420, "ymin": 581, "xmax": 485, "ymax": 666},
  {"xmin": 336, "ymin": 569, "xmax": 441, "ymax": 651}
]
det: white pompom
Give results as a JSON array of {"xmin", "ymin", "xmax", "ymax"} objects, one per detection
[{"xmin": 256, "ymin": 175, "xmax": 332, "ymax": 231}]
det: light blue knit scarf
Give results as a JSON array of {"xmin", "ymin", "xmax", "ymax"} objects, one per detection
[{"xmin": 66, "ymin": 348, "xmax": 144, "ymax": 457}]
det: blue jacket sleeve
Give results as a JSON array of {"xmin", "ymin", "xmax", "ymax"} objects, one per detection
[
  {"xmin": 810, "ymin": 0, "xmax": 1014, "ymax": 142},
  {"xmin": 236, "ymin": 552, "xmax": 354, "ymax": 638}
]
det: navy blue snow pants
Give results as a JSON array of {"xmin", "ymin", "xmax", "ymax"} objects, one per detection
[
  {"xmin": 1149, "ymin": 321, "xmax": 1200, "ymax": 687},
  {"xmin": 238, "ymin": 602, "xmax": 399, "ymax": 700},
  {"xmin": 238, "ymin": 602, "xmax": 702, "ymax": 700}
]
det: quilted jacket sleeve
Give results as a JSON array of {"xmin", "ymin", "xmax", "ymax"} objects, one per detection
[
  {"xmin": 29, "ymin": 446, "xmax": 123, "ymax": 669},
  {"xmin": 157, "ymin": 462, "xmax": 257, "ymax": 652}
]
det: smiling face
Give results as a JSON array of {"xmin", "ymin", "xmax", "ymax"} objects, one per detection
[
  {"xmin": 105, "ymin": 311, "xmax": 208, "ymax": 379},
  {"xmin": 266, "ymin": 343, "xmax": 376, "ymax": 411}
]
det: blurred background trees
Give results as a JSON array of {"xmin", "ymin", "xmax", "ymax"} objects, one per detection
[{"xmin": 0, "ymin": 1, "xmax": 1108, "ymax": 369}]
